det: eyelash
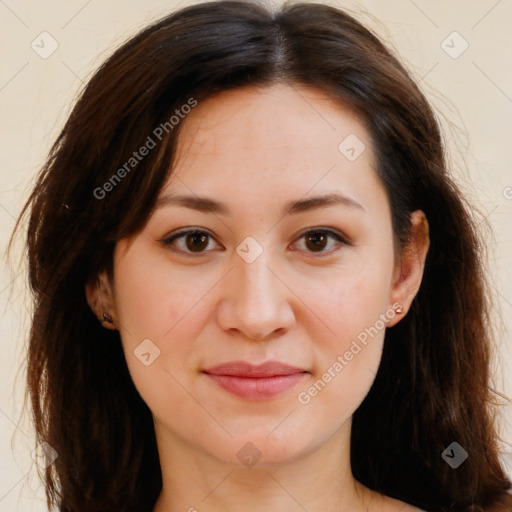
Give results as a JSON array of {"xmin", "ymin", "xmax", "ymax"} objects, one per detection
[{"xmin": 160, "ymin": 227, "xmax": 350, "ymax": 257}]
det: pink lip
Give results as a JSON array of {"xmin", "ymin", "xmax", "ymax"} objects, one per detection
[{"xmin": 202, "ymin": 360, "xmax": 308, "ymax": 400}]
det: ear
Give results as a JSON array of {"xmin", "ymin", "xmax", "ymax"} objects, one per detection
[
  {"xmin": 85, "ymin": 270, "xmax": 118, "ymax": 330},
  {"xmin": 386, "ymin": 210, "xmax": 430, "ymax": 327}
]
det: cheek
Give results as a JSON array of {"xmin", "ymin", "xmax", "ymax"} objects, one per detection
[
  {"xmin": 296, "ymin": 253, "xmax": 392, "ymax": 412},
  {"xmin": 113, "ymin": 245, "xmax": 198, "ymax": 341},
  {"xmin": 296, "ymin": 272, "xmax": 388, "ymax": 424},
  {"xmin": 111, "ymin": 248, "xmax": 203, "ymax": 398},
  {"xmin": 296, "ymin": 336, "xmax": 384, "ymax": 435},
  {"xmin": 305, "ymin": 254, "xmax": 393, "ymax": 345}
]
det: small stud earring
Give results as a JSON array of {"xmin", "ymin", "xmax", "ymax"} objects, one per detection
[
  {"xmin": 394, "ymin": 304, "xmax": 403, "ymax": 314},
  {"xmin": 101, "ymin": 312, "xmax": 113, "ymax": 324}
]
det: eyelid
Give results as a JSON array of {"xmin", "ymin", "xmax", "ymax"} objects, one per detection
[
  {"xmin": 291, "ymin": 227, "xmax": 351, "ymax": 255},
  {"xmin": 160, "ymin": 226, "xmax": 351, "ymax": 256},
  {"xmin": 160, "ymin": 228, "xmax": 222, "ymax": 255}
]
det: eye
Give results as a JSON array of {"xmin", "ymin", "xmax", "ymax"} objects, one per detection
[
  {"xmin": 160, "ymin": 229, "xmax": 221, "ymax": 255},
  {"xmin": 291, "ymin": 228, "xmax": 350, "ymax": 256},
  {"xmin": 160, "ymin": 227, "xmax": 349, "ymax": 257}
]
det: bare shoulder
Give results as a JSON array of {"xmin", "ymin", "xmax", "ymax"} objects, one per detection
[
  {"xmin": 389, "ymin": 502, "xmax": 425, "ymax": 512},
  {"xmin": 376, "ymin": 495, "xmax": 426, "ymax": 512},
  {"xmin": 377, "ymin": 490, "xmax": 512, "ymax": 512}
]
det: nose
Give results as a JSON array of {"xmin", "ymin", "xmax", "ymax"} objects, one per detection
[{"xmin": 216, "ymin": 246, "xmax": 295, "ymax": 341}]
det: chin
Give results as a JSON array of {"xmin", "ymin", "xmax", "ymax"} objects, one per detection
[{"xmin": 206, "ymin": 430, "xmax": 322, "ymax": 469}]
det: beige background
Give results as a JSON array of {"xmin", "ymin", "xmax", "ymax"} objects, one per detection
[{"xmin": 1, "ymin": 0, "xmax": 511, "ymax": 510}]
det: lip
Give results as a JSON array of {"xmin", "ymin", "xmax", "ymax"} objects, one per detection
[
  {"xmin": 202, "ymin": 360, "xmax": 309, "ymax": 400},
  {"xmin": 204, "ymin": 360, "xmax": 306, "ymax": 377}
]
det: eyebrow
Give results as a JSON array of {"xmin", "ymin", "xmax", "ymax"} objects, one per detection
[{"xmin": 154, "ymin": 192, "xmax": 365, "ymax": 216}]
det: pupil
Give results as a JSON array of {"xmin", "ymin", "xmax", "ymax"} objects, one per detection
[
  {"xmin": 187, "ymin": 233, "xmax": 208, "ymax": 252},
  {"xmin": 307, "ymin": 232, "xmax": 326, "ymax": 251}
]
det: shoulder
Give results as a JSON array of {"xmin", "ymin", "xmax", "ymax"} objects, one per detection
[
  {"xmin": 380, "ymin": 490, "xmax": 512, "ymax": 512},
  {"xmin": 371, "ymin": 494, "xmax": 426, "ymax": 512},
  {"xmin": 393, "ymin": 504, "xmax": 425, "ymax": 512}
]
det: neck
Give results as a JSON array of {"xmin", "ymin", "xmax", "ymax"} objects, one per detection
[{"xmin": 152, "ymin": 419, "xmax": 372, "ymax": 512}]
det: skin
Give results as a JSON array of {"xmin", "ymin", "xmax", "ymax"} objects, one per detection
[{"xmin": 86, "ymin": 82, "xmax": 429, "ymax": 512}]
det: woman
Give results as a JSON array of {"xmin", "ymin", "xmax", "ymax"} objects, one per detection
[{"xmin": 9, "ymin": 1, "xmax": 512, "ymax": 511}]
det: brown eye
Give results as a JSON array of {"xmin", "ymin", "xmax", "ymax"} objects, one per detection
[
  {"xmin": 184, "ymin": 232, "xmax": 209, "ymax": 252},
  {"xmin": 304, "ymin": 231, "xmax": 329, "ymax": 252},
  {"xmin": 294, "ymin": 228, "xmax": 349, "ymax": 255},
  {"xmin": 162, "ymin": 229, "xmax": 219, "ymax": 254}
]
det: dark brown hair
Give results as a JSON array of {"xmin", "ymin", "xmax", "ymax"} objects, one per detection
[{"xmin": 8, "ymin": 1, "xmax": 512, "ymax": 511}]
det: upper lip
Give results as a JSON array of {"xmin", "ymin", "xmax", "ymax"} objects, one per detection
[{"xmin": 203, "ymin": 360, "xmax": 307, "ymax": 377}]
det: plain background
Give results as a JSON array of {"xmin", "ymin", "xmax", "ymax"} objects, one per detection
[{"xmin": 1, "ymin": 0, "xmax": 511, "ymax": 510}]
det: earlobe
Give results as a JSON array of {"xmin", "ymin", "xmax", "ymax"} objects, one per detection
[
  {"xmin": 386, "ymin": 210, "xmax": 430, "ymax": 327},
  {"xmin": 85, "ymin": 271, "xmax": 117, "ymax": 330}
]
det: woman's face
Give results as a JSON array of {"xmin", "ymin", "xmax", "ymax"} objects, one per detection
[{"xmin": 98, "ymin": 83, "xmax": 424, "ymax": 467}]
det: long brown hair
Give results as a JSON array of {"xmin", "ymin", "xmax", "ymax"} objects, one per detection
[{"xmin": 8, "ymin": 1, "xmax": 512, "ymax": 511}]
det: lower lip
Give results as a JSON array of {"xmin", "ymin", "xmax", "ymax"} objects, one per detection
[{"xmin": 204, "ymin": 372, "xmax": 308, "ymax": 400}]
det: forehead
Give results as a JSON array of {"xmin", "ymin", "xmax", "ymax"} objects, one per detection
[
  {"xmin": 162, "ymin": 82, "xmax": 381, "ymax": 212},
  {"xmin": 176, "ymin": 82, "xmax": 371, "ymax": 158}
]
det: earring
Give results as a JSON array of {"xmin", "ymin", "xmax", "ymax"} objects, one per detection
[
  {"xmin": 394, "ymin": 304, "xmax": 403, "ymax": 314},
  {"xmin": 101, "ymin": 312, "xmax": 113, "ymax": 324}
]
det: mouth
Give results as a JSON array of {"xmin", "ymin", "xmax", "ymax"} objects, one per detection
[{"xmin": 202, "ymin": 360, "xmax": 309, "ymax": 400}]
